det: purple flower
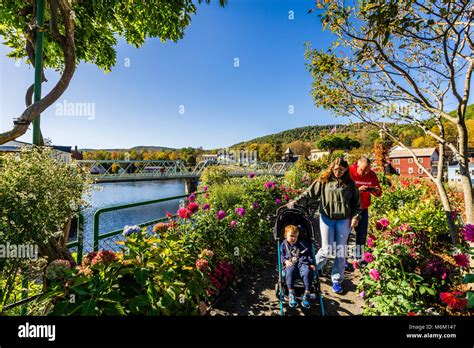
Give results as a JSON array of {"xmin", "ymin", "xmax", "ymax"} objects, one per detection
[
  {"xmin": 217, "ymin": 210, "xmax": 226, "ymax": 220},
  {"xmin": 375, "ymin": 218, "xmax": 390, "ymax": 231},
  {"xmin": 248, "ymin": 172, "xmax": 255, "ymax": 178},
  {"xmin": 123, "ymin": 225, "xmax": 142, "ymax": 237},
  {"xmin": 264, "ymin": 181, "xmax": 276, "ymax": 189},
  {"xmin": 203, "ymin": 186, "xmax": 209, "ymax": 192},
  {"xmin": 230, "ymin": 220, "xmax": 237, "ymax": 228},
  {"xmin": 462, "ymin": 224, "xmax": 474, "ymax": 242},
  {"xmin": 252, "ymin": 202, "xmax": 260, "ymax": 209},
  {"xmin": 188, "ymin": 193, "xmax": 196, "ymax": 202},
  {"xmin": 359, "ymin": 291, "xmax": 365, "ymax": 299},
  {"xmin": 203, "ymin": 203, "xmax": 210, "ymax": 211},
  {"xmin": 275, "ymin": 198, "xmax": 282, "ymax": 205},
  {"xmin": 235, "ymin": 207, "xmax": 246, "ymax": 217}
]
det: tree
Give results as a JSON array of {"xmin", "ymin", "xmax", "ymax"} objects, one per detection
[
  {"xmin": 307, "ymin": 0, "xmax": 474, "ymax": 231},
  {"xmin": 0, "ymin": 0, "xmax": 227, "ymax": 144},
  {"xmin": 284, "ymin": 140, "xmax": 312, "ymax": 157},
  {"xmin": 316, "ymin": 135, "xmax": 361, "ymax": 154}
]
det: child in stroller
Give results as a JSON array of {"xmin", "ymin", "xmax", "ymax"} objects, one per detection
[{"xmin": 281, "ymin": 224, "xmax": 316, "ymax": 308}]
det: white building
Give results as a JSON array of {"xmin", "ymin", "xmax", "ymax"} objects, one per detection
[
  {"xmin": 0, "ymin": 140, "xmax": 72, "ymax": 163},
  {"xmin": 309, "ymin": 149, "xmax": 329, "ymax": 161}
]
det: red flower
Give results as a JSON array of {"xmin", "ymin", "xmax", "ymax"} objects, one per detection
[
  {"xmin": 165, "ymin": 211, "xmax": 174, "ymax": 219},
  {"xmin": 178, "ymin": 207, "xmax": 191, "ymax": 219},
  {"xmin": 407, "ymin": 312, "xmax": 417, "ymax": 316},
  {"xmin": 187, "ymin": 202, "xmax": 200, "ymax": 214},
  {"xmin": 439, "ymin": 291, "xmax": 467, "ymax": 309}
]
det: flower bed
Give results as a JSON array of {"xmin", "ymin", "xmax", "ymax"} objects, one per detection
[
  {"xmin": 358, "ymin": 175, "xmax": 473, "ymax": 315},
  {"xmin": 42, "ymin": 174, "xmax": 300, "ymax": 315}
]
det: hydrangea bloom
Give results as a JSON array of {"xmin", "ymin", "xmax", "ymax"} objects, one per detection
[
  {"xmin": 123, "ymin": 225, "xmax": 142, "ymax": 237},
  {"xmin": 369, "ymin": 269, "xmax": 380, "ymax": 281},
  {"xmin": 202, "ymin": 203, "xmax": 211, "ymax": 210},
  {"xmin": 45, "ymin": 259, "xmax": 71, "ymax": 280},
  {"xmin": 217, "ymin": 210, "xmax": 226, "ymax": 220},
  {"xmin": 91, "ymin": 250, "xmax": 117, "ymax": 266},
  {"xmin": 178, "ymin": 208, "xmax": 191, "ymax": 219},
  {"xmin": 196, "ymin": 258, "xmax": 209, "ymax": 272},
  {"xmin": 235, "ymin": 207, "xmax": 246, "ymax": 217},
  {"xmin": 153, "ymin": 222, "xmax": 170, "ymax": 233},
  {"xmin": 462, "ymin": 224, "xmax": 474, "ymax": 242}
]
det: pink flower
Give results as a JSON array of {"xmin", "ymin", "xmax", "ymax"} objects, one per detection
[
  {"xmin": 230, "ymin": 220, "xmax": 237, "ymax": 228},
  {"xmin": 453, "ymin": 254, "xmax": 469, "ymax": 268},
  {"xmin": 204, "ymin": 193, "xmax": 210, "ymax": 199},
  {"xmin": 235, "ymin": 207, "xmax": 246, "ymax": 217},
  {"xmin": 283, "ymin": 194, "xmax": 290, "ymax": 201},
  {"xmin": 359, "ymin": 291, "xmax": 365, "ymax": 299},
  {"xmin": 399, "ymin": 223, "xmax": 412, "ymax": 232},
  {"xmin": 248, "ymin": 172, "xmax": 255, "ymax": 178},
  {"xmin": 369, "ymin": 269, "xmax": 380, "ymax": 281},
  {"xmin": 203, "ymin": 186, "xmax": 209, "ymax": 192},
  {"xmin": 279, "ymin": 185, "xmax": 286, "ymax": 191},
  {"xmin": 462, "ymin": 224, "xmax": 474, "ymax": 242},
  {"xmin": 376, "ymin": 218, "xmax": 390, "ymax": 230},
  {"xmin": 367, "ymin": 237, "xmax": 374, "ymax": 248},
  {"xmin": 187, "ymin": 202, "xmax": 199, "ymax": 214},
  {"xmin": 352, "ymin": 261, "xmax": 359, "ymax": 270},
  {"xmin": 363, "ymin": 252, "xmax": 374, "ymax": 263},
  {"xmin": 202, "ymin": 203, "xmax": 210, "ymax": 210},
  {"xmin": 165, "ymin": 211, "xmax": 174, "ymax": 219},
  {"xmin": 188, "ymin": 193, "xmax": 196, "ymax": 202},
  {"xmin": 275, "ymin": 198, "xmax": 282, "ymax": 205},
  {"xmin": 217, "ymin": 210, "xmax": 226, "ymax": 220},
  {"xmin": 178, "ymin": 207, "xmax": 191, "ymax": 219}
]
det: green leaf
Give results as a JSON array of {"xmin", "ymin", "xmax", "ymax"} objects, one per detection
[
  {"xmin": 81, "ymin": 300, "xmax": 97, "ymax": 315},
  {"xmin": 467, "ymin": 292, "xmax": 474, "ymax": 309},
  {"xmin": 129, "ymin": 295, "xmax": 150, "ymax": 308},
  {"xmin": 102, "ymin": 302, "xmax": 125, "ymax": 315},
  {"xmin": 134, "ymin": 268, "xmax": 149, "ymax": 287}
]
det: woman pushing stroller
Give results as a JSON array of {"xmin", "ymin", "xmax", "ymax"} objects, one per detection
[{"xmin": 287, "ymin": 157, "xmax": 361, "ymax": 294}]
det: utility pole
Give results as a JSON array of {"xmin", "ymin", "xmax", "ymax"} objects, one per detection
[{"xmin": 32, "ymin": 0, "xmax": 45, "ymax": 145}]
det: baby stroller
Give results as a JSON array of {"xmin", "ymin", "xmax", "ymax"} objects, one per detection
[{"xmin": 268, "ymin": 205, "xmax": 325, "ymax": 316}]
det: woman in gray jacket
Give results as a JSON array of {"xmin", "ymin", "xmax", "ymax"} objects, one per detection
[{"xmin": 287, "ymin": 157, "xmax": 361, "ymax": 294}]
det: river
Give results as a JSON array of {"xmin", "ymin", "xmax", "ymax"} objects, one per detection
[{"xmin": 76, "ymin": 180, "xmax": 186, "ymax": 252}]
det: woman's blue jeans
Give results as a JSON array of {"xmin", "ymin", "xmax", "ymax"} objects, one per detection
[{"xmin": 316, "ymin": 213, "xmax": 351, "ymax": 285}]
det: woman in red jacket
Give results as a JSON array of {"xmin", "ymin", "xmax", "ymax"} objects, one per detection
[{"xmin": 348, "ymin": 156, "xmax": 382, "ymax": 266}]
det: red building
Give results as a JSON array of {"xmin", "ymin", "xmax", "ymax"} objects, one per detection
[{"xmin": 389, "ymin": 146, "xmax": 439, "ymax": 178}]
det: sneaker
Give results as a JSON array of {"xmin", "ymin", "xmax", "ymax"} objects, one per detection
[
  {"xmin": 332, "ymin": 283, "xmax": 343, "ymax": 294},
  {"xmin": 301, "ymin": 293, "xmax": 311, "ymax": 309},
  {"xmin": 345, "ymin": 262, "xmax": 354, "ymax": 272},
  {"xmin": 289, "ymin": 292, "xmax": 298, "ymax": 308}
]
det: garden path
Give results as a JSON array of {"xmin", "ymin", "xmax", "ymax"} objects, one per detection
[{"xmin": 209, "ymin": 235, "xmax": 364, "ymax": 316}]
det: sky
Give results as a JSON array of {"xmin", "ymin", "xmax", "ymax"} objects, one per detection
[{"xmin": 1, "ymin": 0, "xmax": 346, "ymax": 150}]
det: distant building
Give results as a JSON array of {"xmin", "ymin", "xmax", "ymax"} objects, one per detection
[
  {"xmin": 309, "ymin": 149, "xmax": 329, "ymax": 161},
  {"xmin": 0, "ymin": 140, "xmax": 72, "ymax": 163},
  {"xmin": 447, "ymin": 164, "xmax": 474, "ymax": 186},
  {"xmin": 282, "ymin": 147, "xmax": 300, "ymax": 162},
  {"xmin": 71, "ymin": 145, "xmax": 83, "ymax": 160},
  {"xmin": 389, "ymin": 146, "xmax": 439, "ymax": 177},
  {"xmin": 202, "ymin": 154, "xmax": 218, "ymax": 163}
]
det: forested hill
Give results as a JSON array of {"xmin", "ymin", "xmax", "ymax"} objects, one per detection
[{"xmin": 232, "ymin": 123, "xmax": 379, "ymax": 148}]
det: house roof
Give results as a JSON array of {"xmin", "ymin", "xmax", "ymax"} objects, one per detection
[
  {"xmin": 389, "ymin": 147, "xmax": 437, "ymax": 158},
  {"xmin": 284, "ymin": 148, "xmax": 293, "ymax": 154}
]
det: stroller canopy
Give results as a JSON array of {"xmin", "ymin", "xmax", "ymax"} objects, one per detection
[{"xmin": 273, "ymin": 205, "xmax": 316, "ymax": 241}]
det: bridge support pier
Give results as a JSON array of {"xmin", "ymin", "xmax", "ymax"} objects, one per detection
[{"xmin": 184, "ymin": 178, "xmax": 199, "ymax": 194}]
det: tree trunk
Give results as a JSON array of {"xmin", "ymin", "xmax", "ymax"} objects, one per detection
[
  {"xmin": 39, "ymin": 218, "xmax": 76, "ymax": 267},
  {"xmin": 456, "ymin": 121, "xmax": 474, "ymax": 224}
]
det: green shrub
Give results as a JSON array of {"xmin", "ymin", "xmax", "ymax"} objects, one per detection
[{"xmin": 200, "ymin": 165, "xmax": 230, "ymax": 186}]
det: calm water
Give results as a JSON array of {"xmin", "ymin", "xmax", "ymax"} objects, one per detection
[{"xmin": 77, "ymin": 180, "xmax": 186, "ymax": 251}]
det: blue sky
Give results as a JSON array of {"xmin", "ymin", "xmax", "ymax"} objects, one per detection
[{"xmin": 1, "ymin": 0, "xmax": 345, "ymax": 150}]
